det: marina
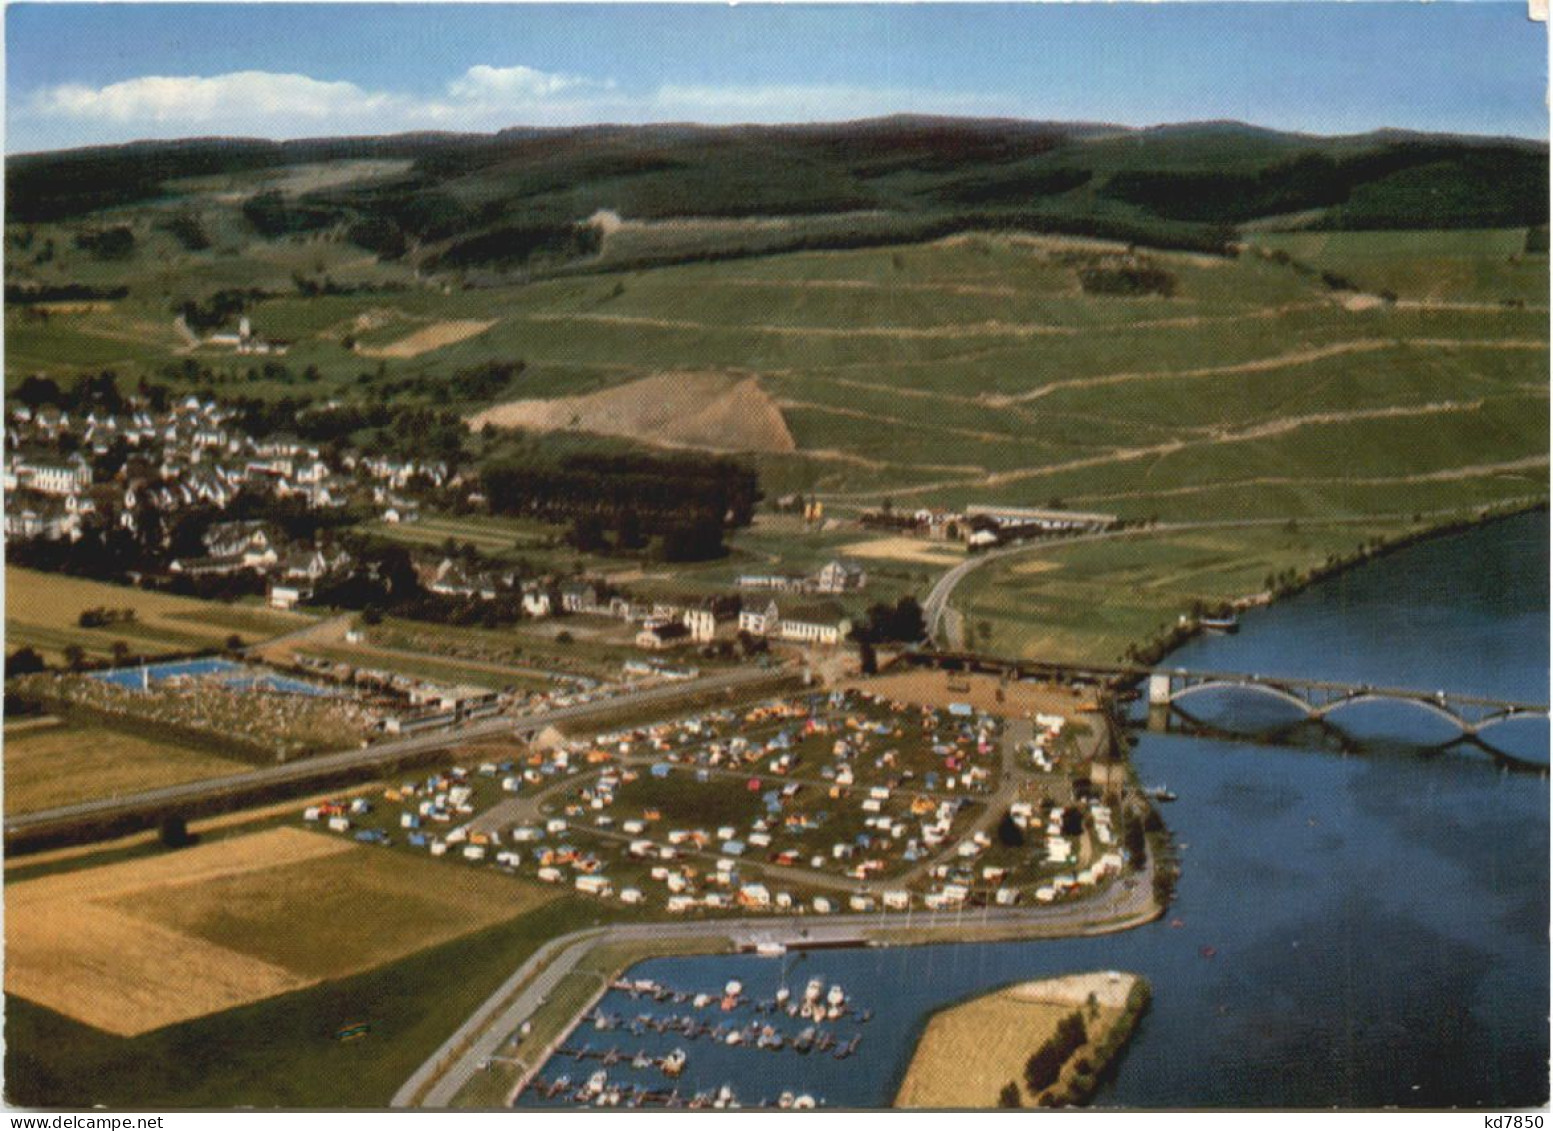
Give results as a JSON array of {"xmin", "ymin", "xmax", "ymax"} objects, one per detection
[{"xmin": 518, "ymin": 969, "xmax": 871, "ymax": 1108}]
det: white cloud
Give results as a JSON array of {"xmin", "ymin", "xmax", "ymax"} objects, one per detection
[
  {"xmin": 20, "ymin": 66, "xmax": 999, "ymax": 147},
  {"xmin": 448, "ymin": 64, "xmax": 610, "ymax": 102},
  {"xmin": 32, "ymin": 71, "xmax": 402, "ymax": 125}
]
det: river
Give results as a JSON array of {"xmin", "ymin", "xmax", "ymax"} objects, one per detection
[{"xmin": 525, "ymin": 511, "xmax": 1549, "ymax": 1108}]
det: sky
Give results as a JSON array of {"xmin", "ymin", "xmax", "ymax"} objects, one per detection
[{"xmin": 4, "ymin": 3, "xmax": 1547, "ymax": 153}]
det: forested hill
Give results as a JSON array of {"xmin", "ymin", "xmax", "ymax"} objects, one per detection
[{"xmin": 7, "ymin": 116, "xmax": 1547, "ymax": 266}]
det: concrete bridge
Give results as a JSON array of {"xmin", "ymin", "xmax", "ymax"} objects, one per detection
[
  {"xmin": 900, "ymin": 650, "xmax": 1548, "ymax": 757},
  {"xmin": 1144, "ymin": 668, "xmax": 1547, "ymax": 742}
]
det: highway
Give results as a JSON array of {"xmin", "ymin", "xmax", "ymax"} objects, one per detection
[{"xmin": 3, "ymin": 665, "xmax": 793, "ymax": 842}]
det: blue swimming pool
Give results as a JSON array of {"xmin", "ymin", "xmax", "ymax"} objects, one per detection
[{"xmin": 95, "ymin": 658, "xmax": 337, "ymax": 697}]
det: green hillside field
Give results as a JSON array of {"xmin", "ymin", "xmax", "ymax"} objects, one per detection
[{"xmin": 5, "ymin": 125, "xmax": 1547, "ymax": 665}]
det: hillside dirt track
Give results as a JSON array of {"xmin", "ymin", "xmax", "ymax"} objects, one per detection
[
  {"xmin": 357, "ymin": 319, "xmax": 496, "ymax": 358},
  {"xmin": 985, "ymin": 337, "xmax": 1550, "ymax": 406}
]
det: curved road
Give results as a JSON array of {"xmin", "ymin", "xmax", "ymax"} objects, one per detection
[
  {"xmin": 921, "ymin": 526, "xmax": 1164, "ymax": 648},
  {"xmin": 396, "ymin": 858, "xmax": 1160, "ymax": 1108},
  {"xmin": 398, "ymin": 713, "xmax": 1129, "ymax": 1109},
  {"xmin": 920, "ymin": 504, "xmax": 1548, "ymax": 650}
]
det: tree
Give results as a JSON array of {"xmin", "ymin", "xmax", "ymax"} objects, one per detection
[
  {"xmin": 1124, "ymin": 814, "xmax": 1147, "ymax": 868},
  {"xmin": 62, "ymin": 644, "xmax": 86, "ymax": 671},
  {"xmin": 5, "ymin": 647, "xmax": 47, "ymax": 678},
  {"xmin": 859, "ymin": 596, "xmax": 927, "ymax": 644},
  {"xmin": 997, "ymin": 1082, "xmax": 1022, "ymax": 1108},
  {"xmin": 15, "ymin": 374, "xmax": 62, "ymax": 410},
  {"xmin": 110, "ymin": 640, "xmax": 131, "ymax": 667},
  {"xmin": 159, "ymin": 816, "xmax": 196, "ymax": 849},
  {"xmin": 569, "ymin": 514, "xmax": 607, "ymax": 553},
  {"xmin": 997, "ymin": 810, "xmax": 1026, "ymax": 847},
  {"xmin": 615, "ymin": 507, "xmax": 644, "ymax": 551},
  {"xmin": 225, "ymin": 633, "xmax": 245, "ymax": 653}
]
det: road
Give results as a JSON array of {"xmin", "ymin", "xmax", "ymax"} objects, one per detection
[
  {"xmin": 920, "ymin": 525, "xmax": 1159, "ymax": 648},
  {"xmin": 920, "ymin": 506, "xmax": 1552, "ymax": 650},
  {"xmin": 396, "ymin": 854, "xmax": 1160, "ymax": 1108},
  {"xmin": 3, "ymin": 665, "xmax": 793, "ymax": 842}
]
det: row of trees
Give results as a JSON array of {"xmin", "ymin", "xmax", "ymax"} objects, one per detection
[
  {"xmin": 483, "ymin": 451, "xmax": 761, "ymax": 562},
  {"xmin": 1077, "ymin": 263, "xmax": 1177, "ymax": 298},
  {"xmin": 1024, "ymin": 1011, "xmax": 1089, "ymax": 1096},
  {"xmin": 13, "ymin": 368, "xmax": 145, "ymax": 414},
  {"xmin": 427, "ymin": 221, "xmax": 603, "ymax": 271},
  {"xmin": 6, "ymin": 282, "xmax": 129, "ymax": 305},
  {"xmin": 72, "ymin": 226, "xmax": 135, "ymax": 261}
]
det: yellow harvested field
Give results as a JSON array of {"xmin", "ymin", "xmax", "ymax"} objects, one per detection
[
  {"xmin": 4, "ymin": 722, "xmax": 250, "ymax": 815},
  {"xmin": 6, "ymin": 902, "xmax": 313, "ymax": 1037},
  {"xmin": 838, "ymin": 536, "xmax": 966, "ymax": 567},
  {"xmin": 6, "ymin": 567, "xmax": 307, "ymax": 661},
  {"xmin": 358, "ymin": 319, "xmax": 496, "ymax": 358},
  {"xmin": 3, "ymin": 783, "xmax": 383, "ymax": 874},
  {"xmin": 5, "ymin": 828, "xmax": 552, "ymax": 1035},
  {"xmin": 894, "ymin": 972, "xmax": 1137, "ymax": 1109}
]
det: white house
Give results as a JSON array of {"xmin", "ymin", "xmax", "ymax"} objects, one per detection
[
  {"xmin": 683, "ymin": 607, "xmax": 716, "ymax": 643},
  {"xmin": 267, "ymin": 582, "xmax": 310, "ymax": 610},
  {"xmin": 812, "ymin": 559, "xmax": 867, "ymax": 594}
]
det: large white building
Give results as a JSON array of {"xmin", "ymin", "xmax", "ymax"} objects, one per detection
[
  {"xmin": 739, "ymin": 599, "xmax": 851, "ymax": 647},
  {"xmin": 5, "ymin": 452, "xmax": 91, "ymax": 496}
]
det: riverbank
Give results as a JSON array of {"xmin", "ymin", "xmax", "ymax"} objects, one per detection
[
  {"xmin": 403, "ymin": 860, "xmax": 1164, "ymax": 1108},
  {"xmin": 434, "ymin": 510, "xmax": 1546, "ymax": 1110},
  {"xmin": 945, "ymin": 500, "xmax": 1547, "ymax": 667},
  {"xmin": 1123, "ymin": 501, "xmax": 1549, "ymax": 668},
  {"xmin": 894, "ymin": 971, "xmax": 1151, "ymax": 1108}
]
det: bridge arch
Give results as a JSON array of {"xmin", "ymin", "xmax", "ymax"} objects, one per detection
[
  {"xmin": 1315, "ymin": 693, "xmax": 1470, "ymax": 734},
  {"xmin": 1473, "ymin": 708, "xmax": 1549, "ymax": 735},
  {"xmin": 1170, "ymin": 680, "xmax": 1316, "ymax": 718}
]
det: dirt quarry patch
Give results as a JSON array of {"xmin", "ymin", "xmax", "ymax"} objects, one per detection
[
  {"xmin": 5, "ymin": 827, "xmax": 547, "ymax": 1036},
  {"xmin": 469, "ymin": 370, "xmax": 797, "ymax": 453},
  {"xmin": 843, "ymin": 669, "xmax": 1090, "ymax": 721},
  {"xmin": 839, "ymin": 537, "xmax": 966, "ymax": 567},
  {"xmin": 358, "ymin": 319, "xmax": 496, "ymax": 359}
]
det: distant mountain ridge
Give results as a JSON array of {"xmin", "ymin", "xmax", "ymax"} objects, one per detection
[{"xmin": 6, "ymin": 116, "xmax": 1547, "ymax": 265}]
